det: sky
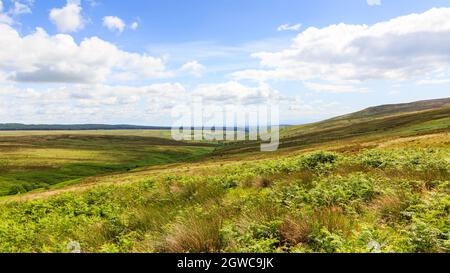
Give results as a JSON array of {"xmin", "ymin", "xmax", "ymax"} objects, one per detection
[{"xmin": 0, "ymin": 0, "xmax": 450, "ymax": 125}]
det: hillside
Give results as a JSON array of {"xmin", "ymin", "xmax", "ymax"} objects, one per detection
[
  {"xmin": 215, "ymin": 98, "xmax": 450, "ymax": 155},
  {"xmin": 0, "ymin": 98, "xmax": 448, "ymax": 253},
  {"xmin": 330, "ymin": 97, "xmax": 450, "ymax": 121}
]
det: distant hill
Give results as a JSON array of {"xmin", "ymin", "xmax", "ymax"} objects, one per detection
[
  {"xmin": 330, "ymin": 97, "xmax": 450, "ymax": 121},
  {"xmin": 216, "ymin": 97, "xmax": 450, "ymax": 154},
  {"xmin": 0, "ymin": 124, "xmax": 171, "ymax": 131},
  {"xmin": 282, "ymin": 97, "xmax": 450, "ymax": 136},
  {"xmin": 2, "ymin": 97, "xmax": 449, "ymax": 144}
]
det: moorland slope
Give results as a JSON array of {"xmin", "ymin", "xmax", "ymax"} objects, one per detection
[{"xmin": 0, "ymin": 98, "xmax": 448, "ymax": 253}]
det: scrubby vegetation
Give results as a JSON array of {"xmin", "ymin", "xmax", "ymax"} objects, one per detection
[
  {"xmin": 0, "ymin": 99, "xmax": 448, "ymax": 253},
  {"xmin": 0, "ymin": 147, "xmax": 448, "ymax": 253},
  {"xmin": 0, "ymin": 134, "xmax": 213, "ymax": 196}
]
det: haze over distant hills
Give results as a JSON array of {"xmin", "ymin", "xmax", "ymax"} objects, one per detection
[
  {"xmin": 1, "ymin": 98, "xmax": 449, "ymax": 132},
  {"xmin": 216, "ymin": 97, "xmax": 450, "ymax": 154}
]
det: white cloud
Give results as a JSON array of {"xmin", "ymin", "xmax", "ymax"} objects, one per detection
[
  {"xmin": 304, "ymin": 82, "xmax": 368, "ymax": 93},
  {"xmin": 68, "ymin": 83, "xmax": 187, "ymax": 107},
  {"xmin": 180, "ymin": 60, "xmax": 205, "ymax": 77},
  {"xmin": 0, "ymin": 1, "xmax": 33, "ymax": 24},
  {"xmin": 0, "ymin": 79, "xmax": 342, "ymax": 124},
  {"xmin": 277, "ymin": 23, "xmax": 302, "ymax": 32},
  {"xmin": 0, "ymin": 82, "xmax": 189, "ymax": 124},
  {"xmin": 49, "ymin": 0, "xmax": 84, "ymax": 33},
  {"xmin": 232, "ymin": 8, "xmax": 450, "ymax": 84},
  {"xmin": 0, "ymin": 81, "xmax": 284, "ymax": 124},
  {"xmin": 130, "ymin": 21, "xmax": 139, "ymax": 30},
  {"xmin": 10, "ymin": 0, "xmax": 32, "ymax": 15},
  {"xmin": 193, "ymin": 81, "xmax": 279, "ymax": 105},
  {"xmin": 0, "ymin": 24, "xmax": 172, "ymax": 83},
  {"xmin": 0, "ymin": 0, "xmax": 13, "ymax": 24},
  {"xmin": 103, "ymin": 16, "xmax": 125, "ymax": 33},
  {"xmin": 417, "ymin": 78, "xmax": 450, "ymax": 85},
  {"xmin": 86, "ymin": 0, "xmax": 100, "ymax": 7},
  {"xmin": 285, "ymin": 97, "xmax": 346, "ymax": 118},
  {"xmin": 367, "ymin": 0, "xmax": 381, "ymax": 6}
]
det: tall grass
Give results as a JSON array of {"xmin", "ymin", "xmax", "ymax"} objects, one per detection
[{"xmin": 0, "ymin": 146, "xmax": 448, "ymax": 253}]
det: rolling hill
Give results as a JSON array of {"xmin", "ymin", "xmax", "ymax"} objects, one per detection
[
  {"xmin": 0, "ymin": 98, "xmax": 448, "ymax": 253},
  {"xmin": 215, "ymin": 98, "xmax": 450, "ymax": 155}
]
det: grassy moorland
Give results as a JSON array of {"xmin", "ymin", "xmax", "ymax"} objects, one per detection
[
  {"xmin": 0, "ymin": 133, "xmax": 214, "ymax": 196},
  {"xmin": 215, "ymin": 98, "xmax": 450, "ymax": 155},
  {"xmin": 0, "ymin": 98, "xmax": 448, "ymax": 253}
]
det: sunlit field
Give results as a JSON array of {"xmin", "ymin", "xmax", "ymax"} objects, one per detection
[
  {"xmin": 0, "ymin": 98, "xmax": 448, "ymax": 253},
  {"xmin": 0, "ymin": 133, "xmax": 213, "ymax": 196},
  {"xmin": 0, "ymin": 100, "xmax": 449, "ymax": 253},
  {"xmin": 0, "ymin": 131, "xmax": 448, "ymax": 253},
  {"xmin": 2, "ymin": 0, "xmax": 450, "ymax": 261}
]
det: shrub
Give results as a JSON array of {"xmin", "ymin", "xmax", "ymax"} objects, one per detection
[
  {"xmin": 8, "ymin": 185, "xmax": 26, "ymax": 195},
  {"xmin": 0, "ymin": 160, "xmax": 9, "ymax": 172},
  {"xmin": 310, "ymin": 227, "xmax": 346, "ymax": 253},
  {"xmin": 407, "ymin": 219, "xmax": 443, "ymax": 253},
  {"xmin": 298, "ymin": 152, "xmax": 339, "ymax": 170},
  {"xmin": 309, "ymin": 174, "xmax": 378, "ymax": 208},
  {"xmin": 241, "ymin": 176, "xmax": 273, "ymax": 189},
  {"xmin": 402, "ymin": 191, "xmax": 450, "ymax": 253},
  {"xmin": 358, "ymin": 150, "xmax": 391, "ymax": 169},
  {"xmin": 221, "ymin": 220, "xmax": 282, "ymax": 253}
]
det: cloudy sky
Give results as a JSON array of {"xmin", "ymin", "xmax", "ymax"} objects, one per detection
[{"xmin": 0, "ymin": 0, "xmax": 449, "ymax": 125}]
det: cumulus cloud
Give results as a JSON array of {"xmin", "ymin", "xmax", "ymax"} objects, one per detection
[
  {"xmin": 69, "ymin": 83, "xmax": 187, "ymax": 107},
  {"xmin": 304, "ymin": 82, "xmax": 368, "ymax": 93},
  {"xmin": 0, "ymin": 82, "xmax": 189, "ymax": 124},
  {"xmin": 0, "ymin": 79, "xmax": 343, "ymax": 124},
  {"xmin": 10, "ymin": 0, "xmax": 32, "ymax": 15},
  {"xmin": 232, "ymin": 8, "xmax": 450, "ymax": 85},
  {"xmin": 285, "ymin": 97, "xmax": 347, "ymax": 117},
  {"xmin": 0, "ymin": 24, "xmax": 172, "ymax": 83},
  {"xmin": 0, "ymin": 0, "xmax": 13, "ymax": 24},
  {"xmin": 180, "ymin": 60, "xmax": 205, "ymax": 77},
  {"xmin": 86, "ymin": 0, "xmax": 100, "ymax": 7},
  {"xmin": 49, "ymin": 0, "xmax": 84, "ymax": 33},
  {"xmin": 367, "ymin": 0, "xmax": 381, "ymax": 6},
  {"xmin": 103, "ymin": 16, "xmax": 126, "ymax": 33},
  {"xmin": 417, "ymin": 78, "xmax": 450, "ymax": 85},
  {"xmin": 130, "ymin": 21, "xmax": 139, "ymax": 30},
  {"xmin": 0, "ymin": 0, "xmax": 33, "ymax": 24},
  {"xmin": 277, "ymin": 23, "xmax": 302, "ymax": 32},
  {"xmin": 193, "ymin": 81, "xmax": 279, "ymax": 105},
  {"xmin": 0, "ymin": 81, "xmax": 284, "ymax": 124}
]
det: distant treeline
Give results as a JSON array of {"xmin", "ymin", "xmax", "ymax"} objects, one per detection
[{"xmin": 0, "ymin": 124, "xmax": 171, "ymax": 131}]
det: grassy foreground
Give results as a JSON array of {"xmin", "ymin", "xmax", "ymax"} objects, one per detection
[
  {"xmin": 0, "ymin": 99, "xmax": 448, "ymax": 253},
  {"xmin": 0, "ymin": 132, "xmax": 448, "ymax": 253}
]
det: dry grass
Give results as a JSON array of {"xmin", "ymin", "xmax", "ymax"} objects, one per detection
[
  {"xmin": 242, "ymin": 176, "xmax": 273, "ymax": 188},
  {"xmin": 161, "ymin": 214, "xmax": 223, "ymax": 253},
  {"xmin": 280, "ymin": 215, "xmax": 313, "ymax": 246},
  {"xmin": 371, "ymin": 194, "xmax": 408, "ymax": 223},
  {"xmin": 280, "ymin": 207, "xmax": 353, "ymax": 247}
]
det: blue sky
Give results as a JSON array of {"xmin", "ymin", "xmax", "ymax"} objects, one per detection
[{"xmin": 0, "ymin": 0, "xmax": 450, "ymax": 125}]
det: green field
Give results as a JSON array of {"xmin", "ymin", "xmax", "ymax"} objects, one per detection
[
  {"xmin": 0, "ymin": 133, "xmax": 213, "ymax": 196},
  {"xmin": 0, "ymin": 98, "xmax": 448, "ymax": 253}
]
